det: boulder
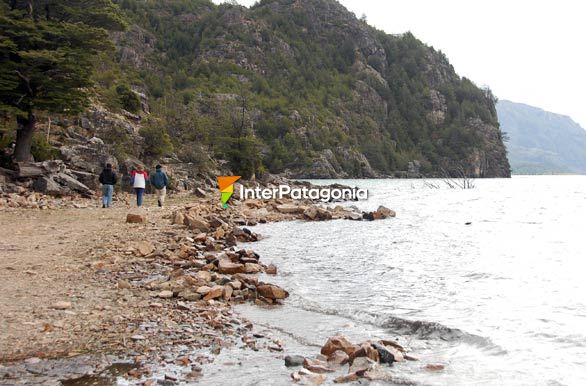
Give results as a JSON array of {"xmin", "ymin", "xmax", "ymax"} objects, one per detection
[
  {"xmin": 218, "ymin": 259, "xmax": 245, "ymax": 274},
  {"xmin": 276, "ymin": 204, "xmax": 304, "ymax": 214},
  {"xmin": 303, "ymin": 358, "xmax": 334, "ymax": 373},
  {"xmin": 284, "ymin": 355, "xmax": 305, "ymax": 367},
  {"xmin": 203, "ymin": 285, "xmax": 224, "ymax": 301},
  {"xmin": 126, "ymin": 213, "xmax": 146, "ymax": 223},
  {"xmin": 33, "ymin": 176, "xmax": 64, "ymax": 196},
  {"xmin": 376, "ymin": 205, "xmax": 396, "ymax": 219},
  {"xmin": 327, "ymin": 350, "xmax": 349, "ymax": 365},
  {"xmin": 135, "ymin": 241, "xmax": 155, "ymax": 256},
  {"xmin": 321, "ymin": 335, "xmax": 356, "ymax": 356},
  {"xmin": 256, "ymin": 283, "xmax": 289, "ymax": 300},
  {"xmin": 349, "ymin": 357, "xmax": 376, "ymax": 374},
  {"xmin": 244, "ymin": 263, "xmax": 263, "ymax": 273},
  {"xmin": 172, "ymin": 211, "xmax": 185, "ymax": 225},
  {"xmin": 184, "ymin": 214, "xmax": 210, "ymax": 232},
  {"xmin": 371, "ymin": 342, "xmax": 395, "ymax": 364}
]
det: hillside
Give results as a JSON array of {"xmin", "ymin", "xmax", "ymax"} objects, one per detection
[
  {"xmin": 497, "ymin": 100, "xmax": 586, "ymax": 174},
  {"xmin": 1, "ymin": 0, "xmax": 511, "ymax": 180}
]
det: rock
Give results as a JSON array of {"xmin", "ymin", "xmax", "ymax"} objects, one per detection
[
  {"xmin": 194, "ymin": 187, "xmax": 207, "ymax": 197},
  {"xmin": 244, "ymin": 263, "xmax": 263, "ymax": 273},
  {"xmin": 327, "ymin": 350, "xmax": 349, "ymax": 365},
  {"xmin": 172, "ymin": 211, "xmax": 185, "ymax": 225},
  {"xmin": 291, "ymin": 368, "xmax": 326, "ymax": 384},
  {"xmin": 379, "ymin": 339, "xmax": 406, "ymax": 352},
  {"xmin": 218, "ymin": 259, "xmax": 245, "ymax": 274},
  {"xmin": 334, "ymin": 373, "xmax": 360, "ymax": 383},
  {"xmin": 303, "ymin": 358, "xmax": 335, "ymax": 373},
  {"xmin": 425, "ymin": 363, "xmax": 445, "ymax": 371},
  {"xmin": 349, "ymin": 343, "xmax": 379, "ymax": 364},
  {"xmin": 349, "ymin": 357, "xmax": 376, "ymax": 374},
  {"xmin": 404, "ymin": 354, "xmax": 419, "ymax": 361},
  {"xmin": 256, "ymin": 283, "xmax": 289, "ymax": 300},
  {"xmin": 321, "ymin": 335, "xmax": 356, "ymax": 356},
  {"xmin": 131, "ymin": 335, "xmax": 146, "ymax": 341},
  {"xmin": 265, "ymin": 264, "xmax": 277, "ymax": 275},
  {"xmin": 184, "ymin": 214, "xmax": 210, "ymax": 232},
  {"xmin": 158, "ymin": 290, "xmax": 174, "ymax": 299},
  {"xmin": 229, "ymin": 280, "xmax": 242, "ymax": 290},
  {"xmin": 276, "ymin": 204, "xmax": 304, "ymax": 214},
  {"xmin": 303, "ymin": 206, "xmax": 318, "ymax": 220},
  {"xmin": 284, "ymin": 355, "xmax": 305, "ymax": 367},
  {"xmin": 136, "ymin": 241, "xmax": 155, "ymax": 256},
  {"xmin": 376, "ymin": 205, "xmax": 396, "ymax": 219},
  {"xmin": 203, "ymin": 285, "xmax": 224, "ymax": 301},
  {"xmin": 371, "ymin": 342, "xmax": 395, "ymax": 364},
  {"xmin": 196, "ymin": 286, "xmax": 212, "ymax": 295},
  {"xmin": 179, "ymin": 291, "xmax": 201, "ymax": 301},
  {"xmin": 223, "ymin": 285, "xmax": 233, "ymax": 301},
  {"xmin": 117, "ymin": 280, "xmax": 131, "ymax": 289},
  {"xmin": 51, "ymin": 301, "xmax": 72, "ymax": 310},
  {"xmin": 195, "ymin": 271, "xmax": 212, "ymax": 282},
  {"xmin": 32, "ymin": 176, "xmax": 64, "ymax": 196},
  {"xmin": 127, "ymin": 213, "xmax": 146, "ymax": 223}
]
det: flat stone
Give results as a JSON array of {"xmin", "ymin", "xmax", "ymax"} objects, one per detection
[{"xmin": 51, "ymin": 301, "xmax": 72, "ymax": 310}]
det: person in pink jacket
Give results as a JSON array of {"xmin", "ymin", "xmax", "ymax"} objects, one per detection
[{"xmin": 130, "ymin": 165, "xmax": 149, "ymax": 207}]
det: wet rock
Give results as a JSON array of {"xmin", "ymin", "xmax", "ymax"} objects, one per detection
[
  {"xmin": 284, "ymin": 355, "xmax": 305, "ymax": 367},
  {"xmin": 349, "ymin": 357, "xmax": 376, "ymax": 373},
  {"xmin": 51, "ymin": 301, "xmax": 72, "ymax": 310},
  {"xmin": 334, "ymin": 373, "xmax": 360, "ymax": 383},
  {"xmin": 349, "ymin": 343, "xmax": 379, "ymax": 364},
  {"xmin": 327, "ymin": 350, "xmax": 349, "ymax": 365},
  {"xmin": 265, "ymin": 263, "xmax": 277, "ymax": 275},
  {"xmin": 321, "ymin": 335, "xmax": 356, "ymax": 356},
  {"xmin": 425, "ymin": 363, "xmax": 445, "ymax": 371},
  {"xmin": 379, "ymin": 339, "xmax": 406, "ymax": 352},
  {"xmin": 404, "ymin": 354, "xmax": 419, "ymax": 361},
  {"xmin": 290, "ymin": 368, "xmax": 326, "ymax": 384},
  {"xmin": 126, "ymin": 213, "xmax": 146, "ymax": 223},
  {"xmin": 371, "ymin": 342, "xmax": 395, "ymax": 364},
  {"xmin": 303, "ymin": 358, "xmax": 335, "ymax": 373},
  {"xmin": 256, "ymin": 283, "xmax": 289, "ymax": 300}
]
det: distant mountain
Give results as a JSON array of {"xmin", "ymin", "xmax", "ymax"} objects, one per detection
[{"xmin": 497, "ymin": 100, "xmax": 586, "ymax": 174}]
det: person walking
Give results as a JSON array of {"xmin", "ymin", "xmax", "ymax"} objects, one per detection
[
  {"xmin": 98, "ymin": 163, "xmax": 117, "ymax": 208},
  {"xmin": 150, "ymin": 164, "xmax": 169, "ymax": 207},
  {"xmin": 130, "ymin": 164, "xmax": 148, "ymax": 207}
]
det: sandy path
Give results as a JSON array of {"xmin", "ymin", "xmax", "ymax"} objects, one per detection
[{"xmin": 0, "ymin": 196, "xmax": 170, "ymax": 361}]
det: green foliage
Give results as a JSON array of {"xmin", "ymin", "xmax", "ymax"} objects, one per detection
[
  {"xmin": 0, "ymin": 0, "xmax": 127, "ymax": 159},
  {"xmin": 139, "ymin": 121, "xmax": 173, "ymax": 161},
  {"xmin": 115, "ymin": 84, "xmax": 141, "ymax": 113}
]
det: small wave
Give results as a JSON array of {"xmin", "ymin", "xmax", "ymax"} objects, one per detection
[{"xmin": 292, "ymin": 296, "xmax": 505, "ymax": 353}]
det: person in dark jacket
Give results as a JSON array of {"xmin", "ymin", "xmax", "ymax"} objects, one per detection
[
  {"xmin": 98, "ymin": 163, "xmax": 117, "ymax": 208},
  {"xmin": 149, "ymin": 164, "xmax": 169, "ymax": 207}
]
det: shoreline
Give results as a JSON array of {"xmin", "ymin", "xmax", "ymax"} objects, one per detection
[{"xmin": 0, "ymin": 187, "xmax": 397, "ymax": 384}]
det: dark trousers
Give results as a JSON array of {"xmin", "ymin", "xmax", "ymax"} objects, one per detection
[{"xmin": 134, "ymin": 188, "xmax": 145, "ymax": 207}]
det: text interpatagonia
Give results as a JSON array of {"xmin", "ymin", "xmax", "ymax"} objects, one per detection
[{"xmin": 239, "ymin": 184, "xmax": 368, "ymax": 202}]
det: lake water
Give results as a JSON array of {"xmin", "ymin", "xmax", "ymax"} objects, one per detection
[{"xmin": 225, "ymin": 176, "xmax": 586, "ymax": 385}]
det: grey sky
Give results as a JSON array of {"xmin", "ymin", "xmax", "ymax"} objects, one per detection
[{"xmin": 214, "ymin": 0, "xmax": 586, "ymax": 128}]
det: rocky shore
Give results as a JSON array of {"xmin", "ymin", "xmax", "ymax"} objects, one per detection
[{"xmin": 0, "ymin": 183, "xmax": 401, "ymax": 385}]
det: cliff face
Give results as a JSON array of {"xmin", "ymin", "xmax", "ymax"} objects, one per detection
[{"xmin": 95, "ymin": 0, "xmax": 511, "ymax": 178}]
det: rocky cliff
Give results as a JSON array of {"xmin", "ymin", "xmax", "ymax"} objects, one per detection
[{"xmin": 1, "ymin": 0, "xmax": 511, "ymax": 180}]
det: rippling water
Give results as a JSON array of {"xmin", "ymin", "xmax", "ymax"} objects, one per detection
[{"xmin": 233, "ymin": 176, "xmax": 586, "ymax": 386}]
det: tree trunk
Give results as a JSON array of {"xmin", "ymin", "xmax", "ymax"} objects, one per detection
[{"xmin": 14, "ymin": 112, "xmax": 36, "ymax": 162}]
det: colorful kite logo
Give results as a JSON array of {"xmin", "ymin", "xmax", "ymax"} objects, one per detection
[{"xmin": 218, "ymin": 176, "xmax": 241, "ymax": 208}]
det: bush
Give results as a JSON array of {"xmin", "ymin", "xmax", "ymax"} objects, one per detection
[
  {"xmin": 140, "ymin": 123, "xmax": 174, "ymax": 161},
  {"xmin": 116, "ymin": 84, "xmax": 142, "ymax": 113}
]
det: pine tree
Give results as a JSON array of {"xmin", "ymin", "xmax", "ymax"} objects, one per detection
[{"xmin": 0, "ymin": 0, "xmax": 126, "ymax": 161}]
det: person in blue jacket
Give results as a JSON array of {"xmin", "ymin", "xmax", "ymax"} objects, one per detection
[{"xmin": 150, "ymin": 164, "xmax": 169, "ymax": 207}]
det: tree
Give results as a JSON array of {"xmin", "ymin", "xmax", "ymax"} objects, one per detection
[{"xmin": 0, "ymin": 0, "xmax": 126, "ymax": 161}]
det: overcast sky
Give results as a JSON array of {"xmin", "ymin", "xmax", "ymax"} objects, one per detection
[{"xmin": 214, "ymin": 0, "xmax": 586, "ymax": 127}]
